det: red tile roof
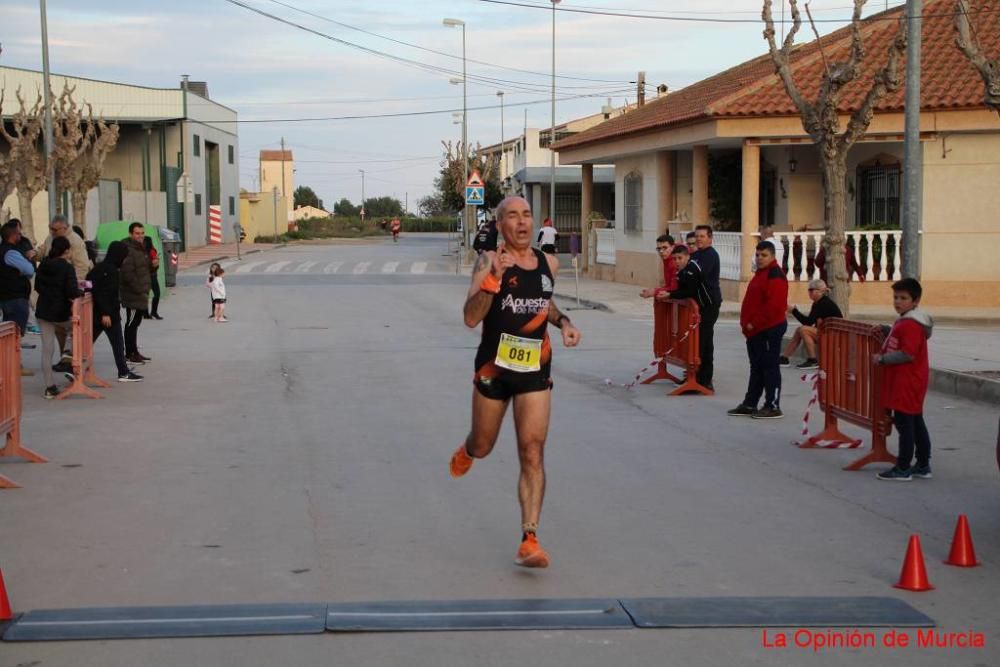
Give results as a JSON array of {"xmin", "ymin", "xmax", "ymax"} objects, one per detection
[
  {"xmin": 555, "ymin": 0, "xmax": 999, "ymax": 152},
  {"xmin": 259, "ymin": 150, "xmax": 293, "ymax": 161}
]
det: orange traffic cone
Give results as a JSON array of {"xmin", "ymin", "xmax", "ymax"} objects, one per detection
[
  {"xmin": 945, "ymin": 514, "xmax": 980, "ymax": 567},
  {"xmin": 0, "ymin": 568, "xmax": 12, "ymax": 621},
  {"xmin": 894, "ymin": 535, "xmax": 934, "ymax": 591}
]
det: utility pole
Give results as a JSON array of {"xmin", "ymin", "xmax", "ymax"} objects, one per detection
[
  {"xmin": 359, "ymin": 169, "xmax": 366, "ymax": 222},
  {"xmin": 405, "ymin": 191, "xmax": 408, "ymax": 215},
  {"xmin": 498, "ymin": 90, "xmax": 505, "ymax": 194},
  {"xmin": 280, "ymin": 137, "xmax": 287, "ymax": 223},
  {"xmin": 549, "ymin": 0, "xmax": 560, "ymax": 229},
  {"xmin": 637, "ymin": 71, "xmax": 646, "ymax": 107},
  {"xmin": 902, "ymin": 0, "xmax": 922, "ymax": 279},
  {"xmin": 271, "ymin": 186, "xmax": 278, "ymax": 241},
  {"xmin": 40, "ymin": 0, "xmax": 57, "ymax": 219}
]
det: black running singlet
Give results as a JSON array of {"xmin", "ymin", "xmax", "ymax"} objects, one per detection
[{"xmin": 474, "ymin": 248, "xmax": 555, "ymax": 380}]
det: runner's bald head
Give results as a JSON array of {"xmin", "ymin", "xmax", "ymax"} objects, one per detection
[{"xmin": 496, "ymin": 196, "xmax": 530, "ymax": 221}]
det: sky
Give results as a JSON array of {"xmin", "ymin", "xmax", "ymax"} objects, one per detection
[{"xmin": 0, "ymin": 0, "xmax": 904, "ymax": 210}]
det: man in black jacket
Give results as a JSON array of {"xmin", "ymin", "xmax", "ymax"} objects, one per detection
[
  {"xmin": 690, "ymin": 225, "xmax": 722, "ymax": 390},
  {"xmin": 88, "ymin": 241, "xmax": 142, "ymax": 382},
  {"xmin": 658, "ymin": 245, "xmax": 712, "ymax": 310},
  {"xmin": 780, "ymin": 278, "xmax": 842, "ymax": 370}
]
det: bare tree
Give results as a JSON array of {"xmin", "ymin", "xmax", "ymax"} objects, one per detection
[
  {"xmin": 762, "ymin": 0, "xmax": 907, "ymax": 311},
  {"xmin": 955, "ymin": 0, "xmax": 1000, "ymax": 113},
  {"xmin": 0, "ymin": 89, "xmax": 46, "ymax": 243},
  {"xmin": 52, "ymin": 85, "xmax": 119, "ymax": 234}
]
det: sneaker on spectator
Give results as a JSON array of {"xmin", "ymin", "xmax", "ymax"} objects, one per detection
[
  {"xmin": 752, "ymin": 406, "xmax": 784, "ymax": 419},
  {"xmin": 43, "ymin": 385, "xmax": 59, "ymax": 399},
  {"xmin": 52, "ymin": 360, "xmax": 72, "ymax": 374},
  {"xmin": 877, "ymin": 466, "xmax": 912, "ymax": 482},
  {"xmin": 727, "ymin": 404, "xmax": 756, "ymax": 417},
  {"xmin": 126, "ymin": 353, "xmax": 146, "ymax": 365},
  {"xmin": 796, "ymin": 358, "xmax": 819, "ymax": 370},
  {"xmin": 778, "ymin": 355, "xmax": 790, "ymax": 367},
  {"xmin": 910, "ymin": 464, "xmax": 933, "ymax": 479},
  {"xmin": 63, "ymin": 371, "xmax": 75, "ymax": 383},
  {"xmin": 118, "ymin": 371, "xmax": 144, "ymax": 382},
  {"xmin": 136, "ymin": 352, "xmax": 152, "ymax": 361}
]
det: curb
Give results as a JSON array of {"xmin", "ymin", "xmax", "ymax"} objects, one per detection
[{"xmin": 553, "ymin": 291, "xmax": 610, "ymax": 312}]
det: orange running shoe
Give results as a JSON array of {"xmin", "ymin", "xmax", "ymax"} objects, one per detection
[
  {"xmin": 449, "ymin": 444, "xmax": 474, "ymax": 478},
  {"xmin": 515, "ymin": 533, "xmax": 550, "ymax": 568}
]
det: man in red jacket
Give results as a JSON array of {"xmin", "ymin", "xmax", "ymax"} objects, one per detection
[{"xmin": 729, "ymin": 241, "xmax": 788, "ymax": 419}]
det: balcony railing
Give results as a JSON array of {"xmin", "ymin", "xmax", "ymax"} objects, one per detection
[{"xmin": 713, "ymin": 232, "xmax": 743, "ymax": 281}]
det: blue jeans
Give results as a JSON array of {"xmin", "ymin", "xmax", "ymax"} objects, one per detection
[
  {"xmin": 893, "ymin": 411, "xmax": 931, "ymax": 470},
  {"xmin": 743, "ymin": 321, "xmax": 788, "ymax": 409},
  {"xmin": 0, "ymin": 298, "xmax": 29, "ymax": 335}
]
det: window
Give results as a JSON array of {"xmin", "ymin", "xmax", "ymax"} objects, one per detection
[
  {"xmin": 228, "ymin": 196, "xmax": 235, "ymax": 216},
  {"xmin": 624, "ymin": 171, "xmax": 642, "ymax": 233},
  {"xmin": 856, "ymin": 162, "xmax": 900, "ymax": 227},
  {"xmin": 193, "ymin": 134, "xmax": 201, "ymax": 157},
  {"xmin": 194, "ymin": 193, "xmax": 202, "ymax": 215},
  {"xmin": 228, "ymin": 145, "xmax": 234, "ymax": 164}
]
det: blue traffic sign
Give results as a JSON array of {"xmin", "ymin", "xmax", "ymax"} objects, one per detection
[{"xmin": 465, "ymin": 186, "xmax": 485, "ymax": 206}]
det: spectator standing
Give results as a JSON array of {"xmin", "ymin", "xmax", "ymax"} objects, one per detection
[
  {"xmin": 34, "ymin": 237, "xmax": 81, "ymax": 398},
  {"xmin": 37, "ymin": 215, "xmax": 91, "ymax": 281},
  {"xmin": 728, "ymin": 241, "xmax": 788, "ymax": 419},
  {"xmin": 874, "ymin": 278, "xmax": 934, "ymax": 482},
  {"xmin": 660, "ymin": 245, "xmax": 713, "ymax": 310},
  {"xmin": 72, "ymin": 225, "xmax": 98, "ymax": 265},
  {"xmin": 473, "ymin": 217, "xmax": 498, "ymax": 254},
  {"xmin": 143, "ymin": 235, "xmax": 163, "ymax": 320},
  {"xmin": 537, "ymin": 217, "xmax": 558, "ymax": 254},
  {"xmin": 120, "ymin": 222, "xmax": 152, "ymax": 364},
  {"xmin": 209, "ymin": 265, "xmax": 228, "ymax": 322},
  {"xmin": 640, "ymin": 234, "xmax": 679, "ymax": 301},
  {"xmin": 754, "ymin": 225, "xmax": 785, "ymax": 273},
  {"xmin": 87, "ymin": 241, "xmax": 142, "ymax": 382},
  {"xmin": 780, "ymin": 278, "xmax": 842, "ymax": 369},
  {"xmin": 12, "ymin": 219, "xmax": 41, "ymax": 337},
  {"xmin": 206, "ymin": 263, "xmax": 221, "ymax": 318},
  {"xmin": 690, "ymin": 225, "xmax": 722, "ymax": 390},
  {"xmin": 685, "ymin": 231, "xmax": 697, "ymax": 253},
  {"xmin": 0, "ymin": 221, "xmax": 37, "ymax": 375}
]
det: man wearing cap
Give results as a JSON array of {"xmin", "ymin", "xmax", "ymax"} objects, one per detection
[{"xmin": 780, "ymin": 279, "xmax": 842, "ymax": 370}]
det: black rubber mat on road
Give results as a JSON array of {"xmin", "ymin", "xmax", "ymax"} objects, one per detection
[
  {"xmin": 2, "ymin": 603, "xmax": 327, "ymax": 641},
  {"xmin": 325, "ymin": 598, "xmax": 633, "ymax": 632},
  {"xmin": 620, "ymin": 597, "xmax": 934, "ymax": 628}
]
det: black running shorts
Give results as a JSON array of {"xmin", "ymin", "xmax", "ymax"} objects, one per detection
[{"xmin": 475, "ymin": 372, "xmax": 553, "ymax": 401}]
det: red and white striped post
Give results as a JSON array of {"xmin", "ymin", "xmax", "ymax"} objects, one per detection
[{"xmin": 208, "ymin": 205, "xmax": 223, "ymax": 245}]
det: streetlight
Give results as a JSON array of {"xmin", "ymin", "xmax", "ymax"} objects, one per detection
[
  {"xmin": 549, "ymin": 0, "xmax": 560, "ymax": 232},
  {"xmin": 497, "ymin": 90, "xmax": 505, "ymax": 195},
  {"xmin": 359, "ymin": 169, "xmax": 366, "ymax": 222},
  {"xmin": 443, "ymin": 18, "xmax": 468, "ymax": 251}
]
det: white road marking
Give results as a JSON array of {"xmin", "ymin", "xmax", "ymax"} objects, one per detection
[
  {"xmin": 410, "ymin": 262, "xmax": 427, "ymax": 275},
  {"xmin": 352, "ymin": 262, "xmax": 371, "ymax": 274},
  {"xmin": 235, "ymin": 261, "xmax": 267, "ymax": 274},
  {"xmin": 381, "ymin": 262, "xmax": 399, "ymax": 273},
  {"xmin": 323, "ymin": 262, "xmax": 343, "ymax": 274},
  {"xmin": 265, "ymin": 261, "xmax": 291, "ymax": 273},
  {"xmin": 295, "ymin": 261, "xmax": 317, "ymax": 273}
]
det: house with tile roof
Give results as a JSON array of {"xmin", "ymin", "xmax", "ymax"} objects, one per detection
[{"xmin": 553, "ymin": 0, "xmax": 1000, "ymax": 306}]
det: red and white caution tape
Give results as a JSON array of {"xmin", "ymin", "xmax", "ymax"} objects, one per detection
[
  {"xmin": 792, "ymin": 369, "xmax": 862, "ymax": 448},
  {"xmin": 604, "ymin": 320, "xmax": 699, "ymax": 390}
]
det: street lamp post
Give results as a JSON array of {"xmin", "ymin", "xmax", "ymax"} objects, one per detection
[
  {"xmin": 40, "ymin": 0, "xmax": 58, "ymax": 219},
  {"xmin": 443, "ymin": 18, "xmax": 469, "ymax": 252},
  {"xmin": 497, "ymin": 90, "xmax": 505, "ymax": 195},
  {"xmin": 549, "ymin": 0, "xmax": 561, "ymax": 233}
]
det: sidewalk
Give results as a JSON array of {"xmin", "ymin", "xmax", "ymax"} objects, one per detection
[
  {"xmin": 553, "ymin": 269, "xmax": 1000, "ymax": 404},
  {"xmin": 176, "ymin": 242, "xmax": 279, "ymax": 271}
]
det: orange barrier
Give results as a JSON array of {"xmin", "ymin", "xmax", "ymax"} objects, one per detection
[
  {"xmin": 0, "ymin": 321, "xmax": 47, "ymax": 489},
  {"xmin": 56, "ymin": 294, "xmax": 109, "ymax": 400},
  {"xmin": 799, "ymin": 318, "xmax": 895, "ymax": 470},
  {"xmin": 641, "ymin": 298, "xmax": 713, "ymax": 396}
]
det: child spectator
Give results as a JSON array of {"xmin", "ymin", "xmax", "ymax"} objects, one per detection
[
  {"xmin": 874, "ymin": 278, "xmax": 934, "ymax": 481},
  {"xmin": 780, "ymin": 278, "xmax": 843, "ymax": 370},
  {"xmin": 728, "ymin": 241, "xmax": 788, "ymax": 419},
  {"xmin": 209, "ymin": 265, "xmax": 227, "ymax": 322},
  {"xmin": 34, "ymin": 236, "xmax": 81, "ymax": 398},
  {"xmin": 207, "ymin": 263, "xmax": 221, "ymax": 318}
]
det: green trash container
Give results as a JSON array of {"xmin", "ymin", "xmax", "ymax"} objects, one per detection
[{"xmin": 159, "ymin": 227, "xmax": 182, "ymax": 287}]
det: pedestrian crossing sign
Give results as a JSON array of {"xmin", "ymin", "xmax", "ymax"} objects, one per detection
[{"xmin": 465, "ymin": 185, "xmax": 485, "ymax": 206}]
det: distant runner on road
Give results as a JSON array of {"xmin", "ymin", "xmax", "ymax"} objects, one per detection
[{"xmin": 450, "ymin": 195, "xmax": 581, "ymax": 569}]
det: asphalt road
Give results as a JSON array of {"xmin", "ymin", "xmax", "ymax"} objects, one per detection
[{"xmin": 3, "ymin": 234, "xmax": 999, "ymax": 666}]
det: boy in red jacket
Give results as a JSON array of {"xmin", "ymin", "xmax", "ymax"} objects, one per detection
[
  {"xmin": 875, "ymin": 278, "xmax": 934, "ymax": 481},
  {"xmin": 728, "ymin": 241, "xmax": 788, "ymax": 419}
]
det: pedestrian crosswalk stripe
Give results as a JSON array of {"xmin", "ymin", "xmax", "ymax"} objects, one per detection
[
  {"xmin": 352, "ymin": 262, "xmax": 371, "ymax": 275},
  {"xmin": 265, "ymin": 261, "xmax": 291, "ymax": 273},
  {"xmin": 410, "ymin": 262, "xmax": 427, "ymax": 275},
  {"xmin": 295, "ymin": 261, "xmax": 317, "ymax": 273},
  {"xmin": 235, "ymin": 261, "xmax": 268, "ymax": 273},
  {"xmin": 323, "ymin": 262, "xmax": 343, "ymax": 274},
  {"xmin": 381, "ymin": 262, "xmax": 399, "ymax": 274}
]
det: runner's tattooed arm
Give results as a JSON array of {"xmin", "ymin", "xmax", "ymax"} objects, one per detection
[
  {"xmin": 548, "ymin": 299, "xmax": 582, "ymax": 347},
  {"xmin": 547, "ymin": 301, "xmax": 569, "ymax": 329},
  {"xmin": 464, "ymin": 252, "xmax": 496, "ymax": 328}
]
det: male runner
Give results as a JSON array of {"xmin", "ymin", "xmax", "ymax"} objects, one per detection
[{"xmin": 450, "ymin": 195, "xmax": 581, "ymax": 568}]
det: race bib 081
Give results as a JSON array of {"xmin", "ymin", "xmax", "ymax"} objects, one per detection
[{"xmin": 495, "ymin": 333, "xmax": 542, "ymax": 373}]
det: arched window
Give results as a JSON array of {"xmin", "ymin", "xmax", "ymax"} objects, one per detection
[{"xmin": 624, "ymin": 171, "xmax": 642, "ymax": 233}]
